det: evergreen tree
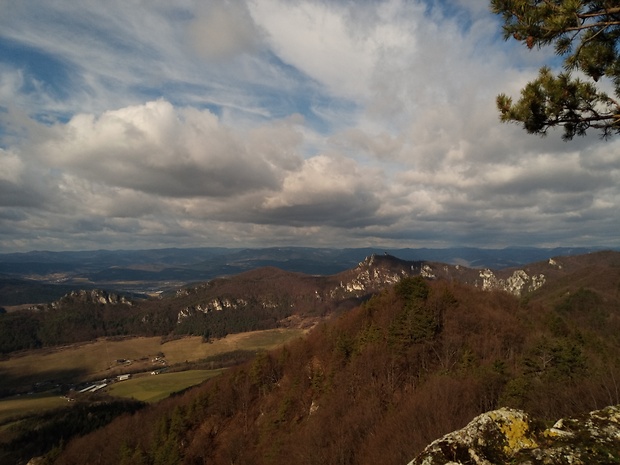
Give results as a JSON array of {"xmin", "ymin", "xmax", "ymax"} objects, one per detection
[
  {"xmin": 492, "ymin": 1, "xmax": 620, "ymax": 139},
  {"xmin": 389, "ymin": 277, "xmax": 438, "ymax": 350}
]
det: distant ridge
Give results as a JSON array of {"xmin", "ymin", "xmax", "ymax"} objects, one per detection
[
  {"xmin": 0, "ymin": 246, "xmax": 613, "ymax": 301},
  {"xmin": 5, "ymin": 250, "xmax": 617, "ymax": 354},
  {"xmin": 0, "ymin": 246, "xmax": 610, "ymax": 271}
]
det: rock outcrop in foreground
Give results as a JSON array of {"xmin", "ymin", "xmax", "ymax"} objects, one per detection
[{"xmin": 409, "ymin": 405, "xmax": 620, "ymax": 465}]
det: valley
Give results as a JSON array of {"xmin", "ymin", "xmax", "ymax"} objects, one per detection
[
  {"xmin": 0, "ymin": 329, "xmax": 304, "ymax": 464},
  {"xmin": 0, "ymin": 329, "xmax": 304, "ymax": 409}
]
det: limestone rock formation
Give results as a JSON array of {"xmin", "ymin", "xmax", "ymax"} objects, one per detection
[
  {"xmin": 30, "ymin": 289, "xmax": 132, "ymax": 311},
  {"xmin": 408, "ymin": 405, "xmax": 620, "ymax": 465}
]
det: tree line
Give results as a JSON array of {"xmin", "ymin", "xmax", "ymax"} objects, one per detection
[{"xmin": 0, "ymin": 294, "xmax": 301, "ymax": 355}]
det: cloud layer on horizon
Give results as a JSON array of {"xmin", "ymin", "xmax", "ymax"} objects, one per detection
[{"xmin": 0, "ymin": 0, "xmax": 619, "ymax": 252}]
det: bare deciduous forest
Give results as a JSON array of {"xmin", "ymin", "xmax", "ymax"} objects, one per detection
[{"xmin": 50, "ymin": 254, "xmax": 620, "ymax": 465}]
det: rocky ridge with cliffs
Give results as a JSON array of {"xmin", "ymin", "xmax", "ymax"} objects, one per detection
[
  {"xmin": 172, "ymin": 251, "xmax": 603, "ymax": 326},
  {"xmin": 16, "ymin": 251, "xmax": 620, "ymax": 339}
]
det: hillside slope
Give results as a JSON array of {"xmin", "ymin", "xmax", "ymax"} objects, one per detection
[{"xmin": 47, "ymin": 253, "xmax": 620, "ymax": 465}]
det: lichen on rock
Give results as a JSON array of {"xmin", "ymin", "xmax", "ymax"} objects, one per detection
[
  {"xmin": 408, "ymin": 405, "xmax": 620, "ymax": 465},
  {"xmin": 409, "ymin": 407, "xmax": 537, "ymax": 465},
  {"xmin": 487, "ymin": 409, "xmax": 538, "ymax": 454}
]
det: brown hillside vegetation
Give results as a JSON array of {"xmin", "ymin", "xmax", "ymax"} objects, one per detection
[
  {"xmin": 4, "ymin": 251, "xmax": 616, "ymax": 357},
  {"xmin": 51, "ymin": 257, "xmax": 620, "ymax": 465}
]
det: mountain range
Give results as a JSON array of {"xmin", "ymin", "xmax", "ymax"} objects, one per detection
[
  {"xmin": 1, "ymin": 250, "xmax": 616, "ymax": 355},
  {"xmin": 0, "ymin": 246, "xmax": 611, "ymax": 306}
]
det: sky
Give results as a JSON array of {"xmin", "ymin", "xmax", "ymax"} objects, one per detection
[{"xmin": 0, "ymin": 0, "xmax": 619, "ymax": 253}]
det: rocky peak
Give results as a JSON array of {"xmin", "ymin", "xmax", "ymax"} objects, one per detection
[
  {"xmin": 408, "ymin": 405, "xmax": 620, "ymax": 465},
  {"xmin": 349, "ymin": 254, "xmax": 549, "ymax": 297},
  {"xmin": 358, "ymin": 253, "xmax": 414, "ymax": 271},
  {"xmin": 60, "ymin": 289, "xmax": 132, "ymax": 306},
  {"xmin": 30, "ymin": 289, "xmax": 133, "ymax": 311},
  {"xmin": 177, "ymin": 297, "xmax": 249, "ymax": 323},
  {"xmin": 333, "ymin": 254, "xmax": 419, "ymax": 296},
  {"xmin": 477, "ymin": 268, "xmax": 546, "ymax": 296}
]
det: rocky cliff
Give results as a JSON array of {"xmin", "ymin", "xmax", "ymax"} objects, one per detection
[
  {"xmin": 408, "ymin": 405, "xmax": 620, "ymax": 465},
  {"xmin": 324, "ymin": 253, "xmax": 556, "ymax": 299},
  {"xmin": 171, "ymin": 251, "xmax": 620, "ymax": 327},
  {"xmin": 30, "ymin": 289, "xmax": 132, "ymax": 311}
]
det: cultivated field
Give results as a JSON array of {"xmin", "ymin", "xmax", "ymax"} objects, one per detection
[
  {"xmin": 106, "ymin": 369, "xmax": 226, "ymax": 403},
  {"xmin": 0, "ymin": 328, "xmax": 304, "ymax": 390},
  {"xmin": 0, "ymin": 328, "xmax": 305, "ymax": 421},
  {"xmin": 0, "ymin": 394, "xmax": 68, "ymax": 425}
]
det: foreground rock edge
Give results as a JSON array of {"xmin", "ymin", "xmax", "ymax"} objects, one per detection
[{"xmin": 408, "ymin": 405, "xmax": 620, "ymax": 465}]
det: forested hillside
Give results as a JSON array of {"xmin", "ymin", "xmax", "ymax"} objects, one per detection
[
  {"xmin": 5, "ymin": 251, "xmax": 614, "ymax": 356},
  {"xmin": 0, "ymin": 253, "xmax": 460, "ymax": 354},
  {"xmin": 50, "ymin": 262, "xmax": 620, "ymax": 465}
]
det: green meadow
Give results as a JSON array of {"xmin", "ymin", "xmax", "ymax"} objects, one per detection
[{"xmin": 106, "ymin": 369, "xmax": 226, "ymax": 403}]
